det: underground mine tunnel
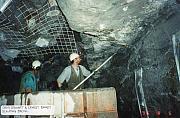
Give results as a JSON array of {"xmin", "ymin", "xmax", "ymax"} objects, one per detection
[{"xmin": 0, "ymin": 0, "xmax": 180, "ymax": 118}]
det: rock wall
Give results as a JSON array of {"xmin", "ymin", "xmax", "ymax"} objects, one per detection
[{"xmin": 56, "ymin": 0, "xmax": 180, "ymax": 117}]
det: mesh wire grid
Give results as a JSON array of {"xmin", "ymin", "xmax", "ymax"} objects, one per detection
[{"xmin": 0, "ymin": 0, "xmax": 77, "ymax": 58}]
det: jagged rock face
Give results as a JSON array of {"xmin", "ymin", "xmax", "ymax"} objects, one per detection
[
  {"xmin": 57, "ymin": 0, "xmax": 175, "ymax": 44},
  {"xmin": 0, "ymin": 0, "xmax": 179, "ymax": 117},
  {"xmin": 57, "ymin": 0, "xmax": 180, "ymax": 116},
  {"xmin": 57, "ymin": 0, "xmax": 177, "ymax": 71}
]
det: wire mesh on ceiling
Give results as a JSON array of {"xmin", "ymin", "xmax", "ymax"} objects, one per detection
[{"xmin": 0, "ymin": 0, "xmax": 77, "ymax": 59}]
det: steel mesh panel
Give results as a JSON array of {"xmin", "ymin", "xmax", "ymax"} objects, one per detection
[{"xmin": 0, "ymin": 0, "xmax": 77, "ymax": 58}]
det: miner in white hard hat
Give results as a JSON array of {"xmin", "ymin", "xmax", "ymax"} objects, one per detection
[
  {"xmin": 57, "ymin": 53, "xmax": 90, "ymax": 90},
  {"xmin": 32, "ymin": 60, "xmax": 41, "ymax": 70},
  {"xmin": 20, "ymin": 60, "xmax": 41, "ymax": 93}
]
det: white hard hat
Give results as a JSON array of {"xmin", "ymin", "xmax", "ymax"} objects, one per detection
[
  {"xmin": 32, "ymin": 60, "xmax": 41, "ymax": 69},
  {"xmin": 69, "ymin": 53, "xmax": 79, "ymax": 61}
]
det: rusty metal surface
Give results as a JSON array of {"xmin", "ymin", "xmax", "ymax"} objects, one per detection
[
  {"xmin": 1, "ymin": 87, "xmax": 118, "ymax": 118},
  {"xmin": 64, "ymin": 91, "xmax": 84, "ymax": 114},
  {"xmin": 63, "ymin": 87, "xmax": 118, "ymax": 118},
  {"xmin": 86, "ymin": 87, "xmax": 117, "ymax": 112},
  {"xmin": 86, "ymin": 112, "xmax": 118, "ymax": 118}
]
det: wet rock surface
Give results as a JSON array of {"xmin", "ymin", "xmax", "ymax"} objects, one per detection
[
  {"xmin": 56, "ymin": 0, "xmax": 180, "ymax": 117},
  {"xmin": 0, "ymin": 0, "xmax": 180, "ymax": 117}
]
